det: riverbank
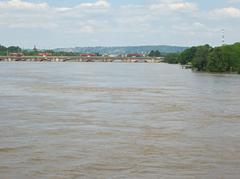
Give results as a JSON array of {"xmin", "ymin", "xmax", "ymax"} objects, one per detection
[
  {"xmin": 0, "ymin": 56, "xmax": 163, "ymax": 63},
  {"xmin": 164, "ymin": 42, "xmax": 240, "ymax": 74}
]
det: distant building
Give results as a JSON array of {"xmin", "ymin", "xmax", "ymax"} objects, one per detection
[
  {"xmin": 9, "ymin": 53, "xmax": 23, "ymax": 57},
  {"xmin": 38, "ymin": 53, "xmax": 52, "ymax": 57},
  {"xmin": 127, "ymin": 54, "xmax": 143, "ymax": 58},
  {"xmin": 80, "ymin": 53, "xmax": 97, "ymax": 57},
  {"xmin": 108, "ymin": 54, "xmax": 119, "ymax": 57},
  {"xmin": 33, "ymin": 45, "xmax": 37, "ymax": 52}
]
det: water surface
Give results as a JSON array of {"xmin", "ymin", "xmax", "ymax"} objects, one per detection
[{"xmin": 0, "ymin": 62, "xmax": 240, "ymax": 178}]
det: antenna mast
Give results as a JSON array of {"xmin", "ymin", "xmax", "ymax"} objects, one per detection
[{"xmin": 222, "ymin": 29, "xmax": 225, "ymax": 46}]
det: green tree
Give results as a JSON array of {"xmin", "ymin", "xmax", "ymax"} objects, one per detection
[
  {"xmin": 176, "ymin": 42, "xmax": 240, "ymax": 73},
  {"xmin": 7, "ymin": 46, "xmax": 21, "ymax": 53},
  {"xmin": 148, "ymin": 50, "xmax": 161, "ymax": 57},
  {"xmin": 155, "ymin": 50, "xmax": 161, "ymax": 57},
  {"xmin": 164, "ymin": 53, "xmax": 180, "ymax": 64},
  {"xmin": 0, "ymin": 45, "xmax": 8, "ymax": 56},
  {"xmin": 178, "ymin": 47, "xmax": 197, "ymax": 65},
  {"xmin": 192, "ymin": 45, "xmax": 211, "ymax": 71}
]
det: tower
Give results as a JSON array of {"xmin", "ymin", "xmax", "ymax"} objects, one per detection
[
  {"xmin": 33, "ymin": 45, "xmax": 37, "ymax": 52},
  {"xmin": 222, "ymin": 29, "xmax": 225, "ymax": 46}
]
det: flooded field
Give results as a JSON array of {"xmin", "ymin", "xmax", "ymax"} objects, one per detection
[{"xmin": 0, "ymin": 62, "xmax": 240, "ymax": 179}]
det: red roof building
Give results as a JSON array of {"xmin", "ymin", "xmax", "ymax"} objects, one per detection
[
  {"xmin": 38, "ymin": 53, "xmax": 52, "ymax": 57},
  {"xmin": 80, "ymin": 54, "xmax": 97, "ymax": 57}
]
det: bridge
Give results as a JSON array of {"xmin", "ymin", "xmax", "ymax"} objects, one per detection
[{"xmin": 0, "ymin": 56, "xmax": 164, "ymax": 63}]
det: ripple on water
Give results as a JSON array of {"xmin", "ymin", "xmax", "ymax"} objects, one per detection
[{"xmin": 0, "ymin": 63, "xmax": 240, "ymax": 178}]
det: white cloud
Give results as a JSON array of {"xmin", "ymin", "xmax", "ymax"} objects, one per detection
[
  {"xmin": 149, "ymin": 1, "xmax": 198, "ymax": 13},
  {"xmin": 169, "ymin": 2, "xmax": 197, "ymax": 11},
  {"xmin": 0, "ymin": 0, "xmax": 48, "ymax": 9},
  {"xmin": 228, "ymin": 0, "xmax": 240, "ymax": 3},
  {"xmin": 0, "ymin": 0, "xmax": 110, "ymax": 10},
  {"xmin": 77, "ymin": 0, "xmax": 110, "ymax": 9},
  {"xmin": 0, "ymin": 0, "xmax": 111, "ymax": 30},
  {"xmin": 212, "ymin": 7, "xmax": 240, "ymax": 18},
  {"xmin": 0, "ymin": 0, "xmax": 239, "ymax": 47}
]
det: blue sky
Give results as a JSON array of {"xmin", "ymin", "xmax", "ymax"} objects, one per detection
[{"xmin": 0, "ymin": 0, "xmax": 240, "ymax": 48}]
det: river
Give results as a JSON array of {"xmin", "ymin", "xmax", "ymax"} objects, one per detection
[{"xmin": 0, "ymin": 62, "xmax": 240, "ymax": 178}]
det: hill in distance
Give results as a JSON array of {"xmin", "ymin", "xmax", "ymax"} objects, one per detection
[{"xmin": 55, "ymin": 45, "xmax": 188, "ymax": 55}]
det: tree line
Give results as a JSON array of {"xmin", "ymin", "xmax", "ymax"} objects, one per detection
[
  {"xmin": 0, "ymin": 45, "xmax": 86, "ymax": 56},
  {"xmin": 0, "ymin": 45, "xmax": 22, "ymax": 56},
  {"xmin": 0, "ymin": 44, "xmax": 163, "ymax": 57},
  {"xmin": 163, "ymin": 42, "xmax": 240, "ymax": 74}
]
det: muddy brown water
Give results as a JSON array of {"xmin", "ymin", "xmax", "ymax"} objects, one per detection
[{"xmin": 0, "ymin": 62, "xmax": 240, "ymax": 179}]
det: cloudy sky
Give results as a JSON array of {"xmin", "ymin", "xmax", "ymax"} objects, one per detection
[{"xmin": 0, "ymin": 0, "xmax": 240, "ymax": 48}]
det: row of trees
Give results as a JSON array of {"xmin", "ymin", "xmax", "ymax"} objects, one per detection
[
  {"xmin": 0, "ymin": 45, "xmax": 95, "ymax": 56},
  {"xmin": 1, "ymin": 44, "xmax": 163, "ymax": 57},
  {"xmin": 0, "ymin": 45, "xmax": 22, "ymax": 56},
  {"xmin": 148, "ymin": 50, "xmax": 161, "ymax": 57},
  {"xmin": 164, "ymin": 43, "xmax": 240, "ymax": 73}
]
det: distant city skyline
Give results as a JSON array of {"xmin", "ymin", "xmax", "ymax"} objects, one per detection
[{"xmin": 0, "ymin": 0, "xmax": 240, "ymax": 48}]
